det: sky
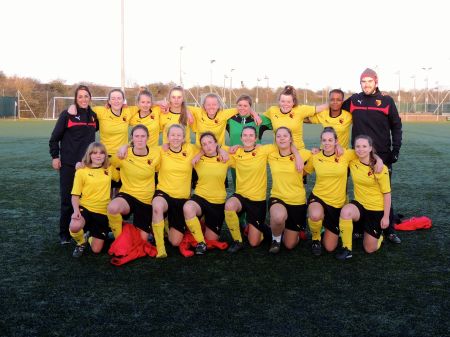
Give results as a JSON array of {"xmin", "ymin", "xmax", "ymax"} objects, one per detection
[{"xmin": 1, "ymin": 0, "xmax": 449, "ymax": 93}]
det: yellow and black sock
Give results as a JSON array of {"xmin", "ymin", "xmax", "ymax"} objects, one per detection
[
  {"xmin": 185, "ymin": 217, "xmax": 205, "ymax": 244},
  {"xmin": 107, "ymin": 213, "xmax": 123, "ymax": 238},
  {"xmin": 153, "ymin": 220, "xmax": 167, "ymax": 258},
  {"xmin": 308, "ymin": 219, "xmax": 323, "ymax": 241},
  {"xmin": 339, "ymin": 218, "xmax": 353, "ymax": 250},
  {"xmin": 70, "ymin": 229, "xmax": 86, "ymax": 246},
  {"xmin": 225, "ymin": 210, "xmax": 242, "ymax": 243}
]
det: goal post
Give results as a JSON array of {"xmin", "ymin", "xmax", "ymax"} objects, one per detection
[{"xmin": 46, "ymin": 96, "xmax": 108, "ymax": 120}]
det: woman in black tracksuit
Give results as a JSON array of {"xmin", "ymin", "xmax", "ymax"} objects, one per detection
[{"xmin": 49, "ymin": 85, "xmax": 98, "ymax": 244}]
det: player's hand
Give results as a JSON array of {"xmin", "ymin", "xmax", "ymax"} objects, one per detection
[
  {"xmin": 52, "ymin": 158, "xmax": 61, "ymax": 170},
  {"xmin": 75, "ymin": 161, "xmax": 85, "ymax": 170},
  {"xmin": 380, "ymin": 216, "xmax": 389, "ymax": 229},
  {"xmin": 310, "ymin": 147, "xmax": 320, "ymax": 155},
  {"xmin": 228, "ymin": 145, "xmax": 240, "ymax": 154},
  {"xmin": 117, "ymin": 144, "xmax": 129, "ymax": 159},
  {"xmin": 218, "ymin": 147, "xmax": 229, "ymax": 163},
  {"xmin": 67, "ymin": 104, "xmax": 77, "ymax": 116}
]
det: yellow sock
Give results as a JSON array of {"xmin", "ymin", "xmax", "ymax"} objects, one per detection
[
  {"xmin": 70, "ymin": 229, "xmax": 85, "ymax": 246},
  {"xmin": 107, "ymin": 213, "xmax": 123, "ymax": 238},
  {"xmin": 339, "ymin": 218, "xmax": 353, "ymax": 250},
  {"xmin": 308, "ymin": 219, "xmax": 323, "ymax": 241},
  {"xmin": 164, "ymin": 217, "xmax": 169, "ymax": 236},
  {"xmin": 153, "ymin": 220, "xmax": 167, "ymax": 258},
  {"xmin": 377, "ymin": 235, "xmax": 384, "ymax": 249},
  {"xmin": 185, "ymin": 217, "xmax": 205, "ymax": 243},
  {"xmin": 225, "ymin": 210, "xmax": 242, "ymax": 242},
  {"xmin": 88, "ymin": 236, "xmax": 93, "ymax": 246}
]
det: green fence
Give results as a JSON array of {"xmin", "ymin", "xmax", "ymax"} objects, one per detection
[{"xmin": 0, "ymin": 96, "xmax": 17, "ymax": 118}]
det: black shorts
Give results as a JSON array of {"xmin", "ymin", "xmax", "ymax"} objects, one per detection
[
  {"xmin": 154, "ymin": 190, "xmax": 187, "ymax": 233},
  {"xmin": 269, "ymin": 198, "xmax": 307, "ymax": 232},
  {"xmin": 191, "ymin": 194, "xmax": 224, "ymax": 236},
  {"xmin": 79, "ymin": 206, "xmax": 109, "ymax": 240},
  {"xmin": 307, "ymin": 193, "xmax": 341, "ymax": 235},
  {"xmin": 351, "ymin": 200, "xmax": 384, "ymax": 239},
  {"xmin": 232, "ymin": 193, "xmax": 266, "ymax": 231},
  {"xmin": 115, "ymin": 192, "xmax": 152, "ymax": 233}
]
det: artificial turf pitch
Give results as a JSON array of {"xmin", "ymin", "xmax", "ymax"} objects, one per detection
[{"xmin": 0, "ymin": 121, "xmax": 448, "ymax": 337}]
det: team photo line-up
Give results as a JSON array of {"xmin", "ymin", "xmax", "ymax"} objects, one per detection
[{"xmin": 49, "ymin": 67, "xmax": 402, "ymax": 261}]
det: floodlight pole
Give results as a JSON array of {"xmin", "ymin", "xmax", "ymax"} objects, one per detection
[
  {"xmin": 229, "ymin": 68, "xmax": 235, "ymax": 107},
  {"xmin": 264, "ymin": 75, "xmax": 269, "ymax": 111},
  {"xmin": 179, "ymin": 46, "xmax": 184, "ymax": 86},
  {"xmin": 120, "ymin": 0, "xmax": 125, "ymax": 92},
  {"xmin": 256, "ymin": 78, "xmax": 261, "ymax": 111},
  {"xmin": 396, "ymin": 71, "xmax": 401, "ymax": 112},
  {"xmin": 411, "ymin": 75, "xmax": 416, "ymax": 112},
  {"xmin": 422, "ymin": 67, "xmax": 432, "ymax": 113},
  {"xmin": 209, "ymin": 59, "xmax": 216, "ymax": 92}
]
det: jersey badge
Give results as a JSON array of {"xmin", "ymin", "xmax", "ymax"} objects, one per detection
[{"xmin": 375, "ymin": 100, "xmax": 382, "ymax": 107}]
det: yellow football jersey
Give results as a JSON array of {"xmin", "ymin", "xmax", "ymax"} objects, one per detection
[
  {"xmin": 194, "ymin": 155, "xmax": 232, "ymax": 204},
  {"xmin": 309, "ymin": 109, "xmax": 352, "ymax": 149},
  {"xmin": 189, "ymin": 106, "xmax": 236, "ymax": 146},
  {"xmin": 349, "ymin": 160, "xmax": 391, "ymax": 211},
  {"xmin": 112, "ymin": 146, "xmax": 161, "ymax": 204},
  {"xmin": 156, "ymin": 143, "xmax": 199, "ymax": 199},
  {"xmin": 263, "ymin": 105, "xmax": 316, "ymax": 149},
  {"xmin": 159, "ymin": 111, "xmax": 192, "ymax": 144},
  {"xmin": 304, "ymin": 149, "xmax": 357, "ymax": 208},
  {"xmin": 129, "ymin": 106, "xmax": 161, "ymax": 147},
  {"xmin": 71, "ymin": 166, "xmax": 118, "ymax": 215},
  {"xmin": 230, "ymin": 144, "xmax": 276, "ymax": 201},
  {"xmin": 93, "ymin": 106, "xmax": 133, "ymax": 155},
  {"xmin": 269, "ymin": 149, "xmax": 312, "ymax": 205}
]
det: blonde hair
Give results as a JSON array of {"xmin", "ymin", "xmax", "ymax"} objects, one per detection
[{"xmin": 82, "ymin": 142, "xmax": 109, "ymax": 169}]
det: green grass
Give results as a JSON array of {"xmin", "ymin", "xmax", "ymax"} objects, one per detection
[{"xmin": 0, "ymin": 120, "xmax": 449, "ymax": 337}]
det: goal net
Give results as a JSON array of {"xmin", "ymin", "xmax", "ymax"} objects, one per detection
[{"xmin": 45, "ymin": 96, "xmax": 108, "ymax": 120}]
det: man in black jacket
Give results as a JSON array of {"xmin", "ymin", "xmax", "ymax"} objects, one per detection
[{"xmin": 342, "ymin": 68, "xmax": 403, "ymax": 244}]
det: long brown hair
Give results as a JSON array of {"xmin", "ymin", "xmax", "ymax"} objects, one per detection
[
  {"xmin": 168, "ymin": 86, "xmax": 188, "ymax": 126},
  {"xmin": 74, "ymin": 85, "xmax": 92, "ymax": 109},
  {"xmin": 355, "ymin": 134, "xmax": 377, "ymax": 174}
]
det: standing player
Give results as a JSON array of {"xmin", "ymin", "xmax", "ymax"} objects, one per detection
[
  {"xmin": 129, "ymin": 89, "xmax": 161, "ymax": 147},
  {"xmin": 49, "ymin": 85, "xmax": 98, "ymax": 244},
  {"xmin": 342, "ymin": 68, "xmax": 402, "ymax": 244},
  {"xmin": 263, "ymin": 85, "xmax": 327, "ymax": 150},
  {"xmin": 307, "ymin": 89, "xmax": 352, "ymax": 149}
]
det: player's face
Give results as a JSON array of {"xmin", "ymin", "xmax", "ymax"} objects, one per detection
[
  {"xmin": 90, "ymin": 149, "xmax": 106, "ymax": 167},
  {"xmin": 204, "ymin": 97, "xmax": 220, "ymax": 118},
  {"xmin": 169, "ymin": 90, "xmax": 184, "ymax": 108},
  {"xmin": 321, "ymin": 132, "xmax": 336, "ymax": 152},
  {"xmin": 109, "ymin": 91, "xmax": 124, "ymax": 111},
  {"xmin": 168, "ymin": 127, "xmax": 184, "ymax": 149},
  {"xmin": 355, "ymin": 138, "xmax": 372, "ymax": 159},
  {"xmin": 329, "ymin": 92, "xmax": 343, "ymax": 113},
  {"xmin": 241, "ymin": 128, "xmax": 257, "ymax": 148},
  {"xmin": 201, "ymin": 135, "xmax": 217, "ymax": 156},
  {"xmin": 360, "ymin": 77, "xmax": 377, "ymax": 95},
  {"xmin": 132, "ymin": 128, "xmax": 148, "ymax": 149},
  {"xmin": 138, "ymin": 95, "xmax": 152, "ymax": 113},
  {"xmin": 279, "ymin": 94, "xmax": 294, "ymax": 113},
  {"xmin": 275, "ymin": 129, "xmax": 292, "ymax": 150},
  {"xmin": 76, "ymin": 90, "xmax": 91, "ymax": 109},
  {"xmin": 237, "ymin": 100, "xmax": 251, "ymax": 116}
]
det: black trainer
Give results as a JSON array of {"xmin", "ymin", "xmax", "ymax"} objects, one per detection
[
  {"xmin": 195, "ymin": 242, "xmax": 207, "ymax": 255},
  {"xmin": 311, "ymin": 240, "xmax": 322, "ymax": 256},
  {"xmin": 268, "ymin": 240, "xmax": 281, "ymax": 254},
  {"xmin": 387, "ymin": 233, "xmax": 401, "ymax": 244},
  {"xmin": 228, "ymin": 240, "xmax": 244, "ymax": 253},
  {"xmin": 335, "ymin": 247, "xmax": 353, "ymax": 260},
  {"xmin": 72, "ymin": 243, "xmax": 87, "ymax": 258}
]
